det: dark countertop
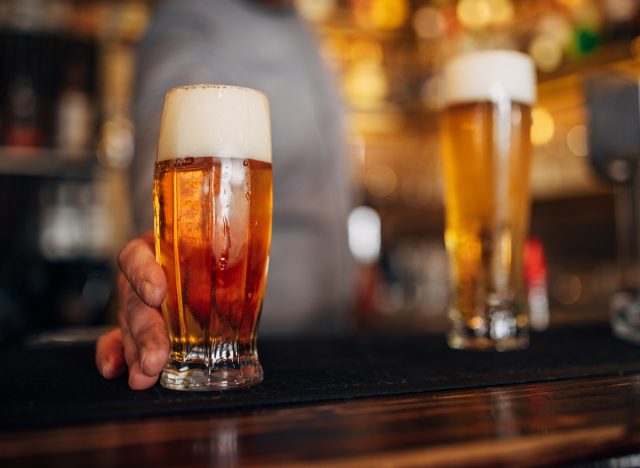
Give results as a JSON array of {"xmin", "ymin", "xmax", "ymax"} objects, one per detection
[{"xmin": 2, "ymin": 325, "xmax": 640, "ymax": 466}]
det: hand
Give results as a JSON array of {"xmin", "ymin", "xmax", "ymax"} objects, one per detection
[{"xmin": 96, "ymin": 232, "xmax": 169, "ymax": 390}]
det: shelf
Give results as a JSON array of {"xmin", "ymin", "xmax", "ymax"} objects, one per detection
[{"xmin": 0, "ymin": 147, "xmax": 97, "ymax": 180}]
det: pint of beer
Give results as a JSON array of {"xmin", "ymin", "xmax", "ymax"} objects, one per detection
[
  {"xmin": 154, "ymin": 85, "xmax": 272, "ymax": 390},
  {"xmin": 441, "ymin": 51, "xmax": 536, "ymax": 351}
]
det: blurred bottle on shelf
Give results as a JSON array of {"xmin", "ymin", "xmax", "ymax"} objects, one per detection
[
  {"xmin": 3, "ymin": 73, "xmax": 43, "ymax": 148},
  {"xmin": 525, "ymin": 238, "xmax": 549, "ymax": 331},
  {"xmin": 38, "ymin": 182, "xmax": 86, "ymax": 260},
  {"xmin": 38, "ymin": 181, "xmax": 112, "ymax": 260},
  {"xmin": 0, "ymin": 0, "xmax": 63, "ymax": 151},
  {"xmin": 55, "ymin": 54, "xmax": 95, "ymax": 158},
  {"xmin": 0, "ymin": 4, "xmax": 97, "ymax": 156},
  {"xmin": 349, "ymin": 205, "xmax": 383, "ymax": 326}
]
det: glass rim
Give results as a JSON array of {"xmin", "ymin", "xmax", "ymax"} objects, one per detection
[{"xmin": 164, "ymin": 83, "xmax": 268, "ymax": 100}]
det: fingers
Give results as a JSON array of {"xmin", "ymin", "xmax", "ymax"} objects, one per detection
[
  {"xmin": 122, "ymin": 284, "xmax": 170, "ymax": 379},
  {"xmin": 121, "ymin": 319, "xmax": 166, "ymax": 390},
  {"xmin": 118, "ymin": 232, "xmax": 167, "ymax": 308},
  {"xmin": 96, "ymin": 231, "xmax": 171, "ymax": 390},
  {"xmin": 96, "ymin": 328, "xmax": 126, "ymax": 379},
  {"xmin": 95, "ymin": 298, "xmax": 168, "ymax": 390}
]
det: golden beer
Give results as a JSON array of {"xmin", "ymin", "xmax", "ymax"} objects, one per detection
[
  {"xmin": 153, "ymin": 85, "xmax": 272, "ymax": 390},
  {"xmin": 441, "ymin": 51, "xmax": 535, "ymax": 351}
]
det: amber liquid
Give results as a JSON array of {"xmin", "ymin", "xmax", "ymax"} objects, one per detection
[
  {"xmin": 153, "ymin": 156, "xmax": 272, "ymax": 364},
  {"xmin": 441, "ymin": 101, "xmax": 532, "ymax": 348}
]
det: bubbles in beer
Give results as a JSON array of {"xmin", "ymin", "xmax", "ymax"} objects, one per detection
[{"xmin": 154, "ymin": 156, "xmax": 272, "ymax": 345}]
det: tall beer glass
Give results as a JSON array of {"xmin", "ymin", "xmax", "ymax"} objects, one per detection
[
  {"xmin": 441, "ymin": 51, "xmax": 536, "ymax": 351},
  {"xmin": 153, "ymin": 84, "xmax": 272, "ymax": 390}
]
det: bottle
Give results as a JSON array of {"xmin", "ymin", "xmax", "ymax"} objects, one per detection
[
  {"xmin": 4, "ymin": 74, "xmax": 43, "ymax": 148},
  {"xmin": 525, "ymin": 237, "xmax": 550, "ymax": 331},
  {"xmin": 55, "ymin": 57, "xmax": 94, "ymax": 158}
]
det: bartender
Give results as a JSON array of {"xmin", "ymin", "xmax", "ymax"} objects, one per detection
[{"xmin": 96, "ymin": 0, "xmax": 354, "ymax": 389}]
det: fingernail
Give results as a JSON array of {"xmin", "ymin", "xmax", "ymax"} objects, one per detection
[
  {"xmin": 140, "ymin": 348, "xmax": 158, "ymax": 377},
  {"xmin": 141, "ymin": 281, "xmax": 153, "ymax": 301},
  {"xmin": 139, "ymin": 348, "xmax": 147, "ymax": 372},
  {"xmin": 141, "ymin": 281, "xmax": 161, "ymax": 306},
  {"xmin": 101, "ymin": 358, "xmax": 111, "ymax": 377}
]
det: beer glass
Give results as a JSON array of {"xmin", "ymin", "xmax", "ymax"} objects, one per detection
[
  {"xmin": 441, "ymin": 51, "xmax": 536, "ymax": 351},
  {"xmin": 153, "ymin": 84, "xmax": 272, "ymax": 390}
]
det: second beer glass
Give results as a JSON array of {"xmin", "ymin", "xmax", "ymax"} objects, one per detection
[
  {"xmin": 441, "ymin": 51, "xmax": 536, "ymax": 351},
  {"xmin": 154, "ymin": 85, "xmax": 272, "ymax": 390}
]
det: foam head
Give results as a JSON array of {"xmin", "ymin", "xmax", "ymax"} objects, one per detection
[
  {"xmin": 157, "ymin": 84, "xmax": 271, "ymax": 163},
  {"xmin": 443, "ymin": 50, "xmax": 536, "ymax": 106}
]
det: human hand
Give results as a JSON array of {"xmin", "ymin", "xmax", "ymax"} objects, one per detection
[{"xmin": 95, "ymin": 232, "xmax": 169, "ymax": 390}]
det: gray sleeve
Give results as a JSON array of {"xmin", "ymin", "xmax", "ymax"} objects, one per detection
[{"xmin": 130, "ymin": 3, "xmax": 234, "ymax": 234}]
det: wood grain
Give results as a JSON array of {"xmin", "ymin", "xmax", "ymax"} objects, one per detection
[{"xmin": 3, "ymin": 374, "xmax": 640, "ymax": 466}]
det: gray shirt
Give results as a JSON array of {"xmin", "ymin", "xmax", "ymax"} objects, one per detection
[{"xmin": 132, "ymin": 0, "xmax": 354, "ymax": 335}]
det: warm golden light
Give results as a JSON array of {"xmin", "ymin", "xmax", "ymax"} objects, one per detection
[
  {"xmin": 538, "ymin": 13, "xmax": 573, "ymax": 46},
  {"xmin": 365, "ymin": 165, "xmax": 398, "ymax": 198},
  {"xmin": 560, "ymin": 0, "xmax": 600, "ymax": 27},
  {"xmin": 488, "ymin": 0, "xmax": 514, "ymax": 26},
  {"xmin": 531, "ymin": 106, "xmax": 555, "ymax": 146},
  {"xmin": 469, "ymin": 316, "xmax": 485, "ymax": 330},
  {"xmin": 349, "ymin": 39, "xmax": 383, "ymax": 63},
  {"xmin": 295, "ymin": 0, "xmax": 336, "ymax": 22},
  {"xmin": 457, "ymin": 0, "xmax": 492, "ymax": 30},
  {"xmin": 566, "ymin": 125, "xmax": 589, "ymax": 156},
  {"xmin": 344, "ymin": 60, "xmax": 388, "ymax": 107},
  {"xmin": 631, "ymin": 36, "xmax": 640, "ymax": 62},
  {"xmin": 529, "ymin": 35, "xmax": 563, "ymax": 72},
  {"xmin": 413, "ymin": 6, "xmax": 445, "ymax": 40},
  {"xmin": 370, "ymin": 0, "xmax": 409, "ymax": 30}
]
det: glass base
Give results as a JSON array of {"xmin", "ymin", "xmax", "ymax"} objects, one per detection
[
  {"xmin": 447, "ymin": 333, "xmax": 528, "ymax": 351},
  {"xmin": 448, "ymin": 306, "xmax": 529, "ymax": 352},
  {"xmin": 160, "ymin": 357, "xmax": 263, "ymax": 391},
  {"xmin": 611, "ymin": 289, "xmax": 640, "ymax": 345}
]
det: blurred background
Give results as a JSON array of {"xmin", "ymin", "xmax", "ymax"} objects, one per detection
[{"xmin": 0, "ymin": 0, "xmax": 638, "ymax": 343}]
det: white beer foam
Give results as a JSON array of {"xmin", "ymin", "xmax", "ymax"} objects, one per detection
[
  {"xmin": 157, "ymin": 84, "xmax": 271, "ymax": 163},
  {"xmin": 444, "ymin": 50, "xmax": 536, "ymax": 106}
]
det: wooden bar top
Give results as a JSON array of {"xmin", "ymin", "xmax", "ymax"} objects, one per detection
[{"xmin": 3, "ymin": 373, "xmax": 640, "ymax": 466}]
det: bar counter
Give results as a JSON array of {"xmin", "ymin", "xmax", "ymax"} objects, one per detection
[{"xmin": 3, "ymin": 326, "xmax": 640, "ymax": 466}]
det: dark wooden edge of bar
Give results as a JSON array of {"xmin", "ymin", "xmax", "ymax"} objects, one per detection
[{"xmin": 3, "ymin": 373, "xmax": 640, "ymax": 466}]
